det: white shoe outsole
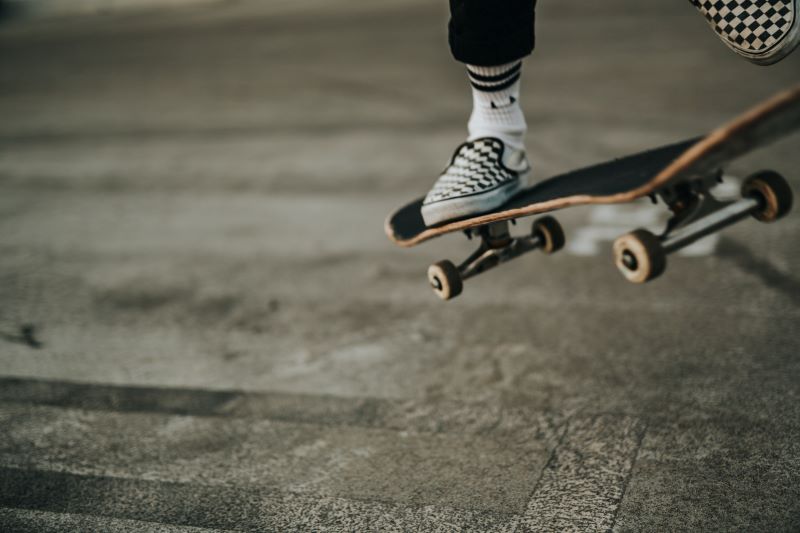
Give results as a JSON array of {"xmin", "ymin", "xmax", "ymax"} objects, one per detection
[
  {"xmin": 421, "ymin": 168, "xmax": 530, "ymax": 226},
  {"xmin": 694, "ymin": 0, "xmax": 800, "ymax": 65},
  {"xmin": 748, "ymin": 9, "xmax": 800, "ymax": 65}
]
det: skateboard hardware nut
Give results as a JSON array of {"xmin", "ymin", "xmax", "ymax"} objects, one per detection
[
  {"xmin": 427, "ymin": 260, "xmax": 463, "ymax": 301},
  {"xmin": 613, "ymin": 229, "xmax": 666, "ymax": 283},
  {"xmin": 621, "ymin": 251, "xmax": 638, "ymax": 272},
  {"xmin": 532, "ymin": 216, "xmax": 565, "ymax": 255}
]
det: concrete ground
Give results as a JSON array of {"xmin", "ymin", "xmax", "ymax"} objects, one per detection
[{"xmin": 1, "ymin": 0, "xmax": 799, "ymax": 531}]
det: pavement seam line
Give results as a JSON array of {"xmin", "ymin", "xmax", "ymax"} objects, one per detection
[
  {"xmin": 511, "ymin": 416, "xmax": 572, "ymax": 533},
  {"xmin": 608, "ymin": 420, "xmax": 648, "ymax": 532},
  {"xmin": 516, "ymin": 414, "xmax": 648, "ymax": 532}
]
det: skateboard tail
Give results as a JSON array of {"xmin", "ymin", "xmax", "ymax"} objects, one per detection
[{"xmin": 645, "ymin": 84, "xmax": 800, "ymax": 193}]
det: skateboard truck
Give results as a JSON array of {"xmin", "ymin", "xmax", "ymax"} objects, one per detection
[
  {"xmin": 613, "ymin": 170, "xmax": 793, "ymax": 283},
  {"xmin": 427, "ymin": 216, "xmax": 565, "ymax": 300}
]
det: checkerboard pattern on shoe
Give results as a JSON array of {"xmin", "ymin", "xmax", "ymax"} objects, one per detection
[
  {"xmin": 423, "ymin": 138, "xmax": 519, "ymax": 206},
  {"xmin": 691, "ymin": 0, "xmax": 795, "ymax": 54}
]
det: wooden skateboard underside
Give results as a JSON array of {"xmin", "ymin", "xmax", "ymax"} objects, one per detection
[{"xmin": 386, "ymin": 85, "xmax": 800, "ymax": 247}]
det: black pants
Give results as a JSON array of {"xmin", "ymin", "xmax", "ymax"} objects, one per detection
[{"xmin": 448, "ymin": 0, "xmax": 537, "ymax": 66}]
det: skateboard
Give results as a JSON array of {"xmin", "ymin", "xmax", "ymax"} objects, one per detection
[{"xmin": 385, "ymin": 85, "xmax": 799, "ymax": 300}]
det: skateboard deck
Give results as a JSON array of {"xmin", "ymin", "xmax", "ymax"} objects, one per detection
[{"xmin": 386, "ymin": 85, "xmax": 800, "ymax": 248}]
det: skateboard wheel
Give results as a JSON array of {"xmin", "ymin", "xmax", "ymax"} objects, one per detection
[
  {"xmin": 427, "ymin": 260, "xmax": 463, "ymax": 301},
  {"xmin": 613, "ymin": 229, "xmax": 666, "ymax": 284},
  {"xmin": 741, "ymin": 170, "xmax": 793, "ymax": 223},
  {"xmin": 532, "ymin": 216, "xmax": 565, "ymax": 254}
]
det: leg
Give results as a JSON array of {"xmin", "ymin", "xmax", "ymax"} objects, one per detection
[
  {"xmin": 450, "ymin": 0, "xmax": 537, "ymax": 150},
  {"xmin": 448, "ymin": 0, "xmax": 537, "ymax": 66},
  {"xmin": 421, "ymin": 1, "xmax": 538, "ymax": 227}
]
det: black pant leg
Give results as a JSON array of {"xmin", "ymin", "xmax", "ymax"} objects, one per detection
[{"xmin": 448, "ymin": 0, "xmax": 537, "ymax": 66}]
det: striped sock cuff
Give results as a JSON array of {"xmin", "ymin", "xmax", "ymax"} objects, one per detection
[{"xmin": 466, "ymin": 61, "xmax": 522, "ymax": 93}]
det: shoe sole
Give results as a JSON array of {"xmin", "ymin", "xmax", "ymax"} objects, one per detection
[
  {"xmin": 701, "ymin": 0, "xmax": 800, "ymax": 65},
  {"xmin": 421, "ymin": 168, "xmax": 530, "ymax": 227}
]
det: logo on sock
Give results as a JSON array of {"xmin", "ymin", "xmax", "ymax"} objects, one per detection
[{"xmin": 490, "ymin": 96, "xmax": 517, "ymax": 109}]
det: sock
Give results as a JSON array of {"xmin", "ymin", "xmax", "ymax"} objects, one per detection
[{"xmin": 466, "ymin": 60, "xmax": 527, "ymax": 152}]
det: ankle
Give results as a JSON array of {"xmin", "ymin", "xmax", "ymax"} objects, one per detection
[
  {"xmin": 468, "ymin": 109, "xmax": 527, "ymax": 151},
  {"xmin": 465, "ymin": 60, "xmax": 527, "ymax": 153}
]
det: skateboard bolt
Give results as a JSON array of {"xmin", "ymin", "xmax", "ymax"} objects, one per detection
[{"xmin": 622, "ymin": 250, "xmax": 638, "ymax": 271}]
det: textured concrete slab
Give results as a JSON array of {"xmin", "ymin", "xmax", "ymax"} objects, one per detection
[
  {"xmin": 0, "ymin": 379, "xmax": 566, "ymax": 531},
  {"xmin": 0, "ymin": 403, "xmax": 553, "ymax": 513},
  {"xmin": 0, "ymin": 469, "xmax": 518, "ymax": 532},
  {"xmin": 520, "ymin": 415, "xmax": 646, "ymax": 532},
  {"xmin": 1, "ymin": 0, "xmax": 800, "ymax": 530},
  {"xmin": 0, "ymin": 507, "xmax": 232, "ymax": 533},
  {"xmin": 0, "ymin": 377, "xmax": 568, "ymax": 439},
  {"xmin": 613, "ymin": 417, "xmax": 800, "ymax": 532},
  {"xmin": 0, "ymin": 379, "xmax": 658, "ymax": 532}
]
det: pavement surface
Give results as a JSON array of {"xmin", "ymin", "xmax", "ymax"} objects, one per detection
[{"xmin": 1, "ymin": 0, "xmax": 800, "ymax": 531}]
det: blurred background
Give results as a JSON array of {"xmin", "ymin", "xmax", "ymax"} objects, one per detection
[{"xmin": 1, "ymin": 1, "xmax": 799, "ymax": 531}]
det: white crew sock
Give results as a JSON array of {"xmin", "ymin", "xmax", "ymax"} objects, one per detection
[{"xmin": 466, "ymin": 60, "xmax": 527, "ymax": 152}]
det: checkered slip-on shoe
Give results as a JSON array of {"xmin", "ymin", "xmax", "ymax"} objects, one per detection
[
  {"xmin": 691, "ymin": 0, "xmax": 799, "ymax": 65},
  {"xmin": 421, "ymin": 137, "xmax": 531, "ymax": 227}
]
